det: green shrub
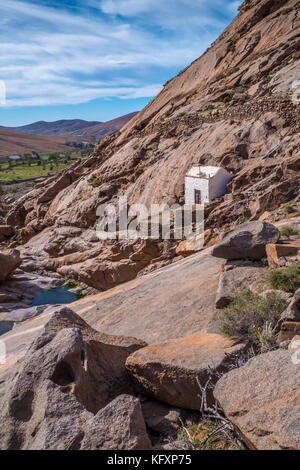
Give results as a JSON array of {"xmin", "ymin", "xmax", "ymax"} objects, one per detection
[
  {"xmin": 280, "ymin": 200, "xmax": 296, "ymax": 214},
  {"xmin": 76, "ymin": 292, "xmax": 87, "ymax": 299},
  {"xmin": 173, "ymin": 141, "xmax": 180, "ymax": 149},
  {"xmin": 90, "ymin": 177, "xmax": 103, "ymax": 188},
  {"xmin": 220, "ymin": 290, "xmax": 288, "ymax": 352},
  {"xmin": 280, "ymin": 225, "xmax": 299, "ymax": 238},
  {"xmin": 177, "ymin": 420, "xmax": 241, "ymax": 450},
  {"xmin": 65, "ymin": 280, "xmax": 79, "ymax": 289},
  {"xmin": 135, "ymin": 168, "xmax": 144, "ymax": 176},
  {"xmin": 268, "ymin": 264, "xmax": 300, "ymax": 293}
]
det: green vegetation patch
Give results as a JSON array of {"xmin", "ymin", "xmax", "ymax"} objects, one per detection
[
  {"xmin": 220, "ymin": 290, "xmax": 288, "ymax": 352},
  {"xmin": 177, "ymin": 420, "xmax": 241, "ymax": 450},
  {"xmin": 280, "ymin": 225, "xmax": 299, "ymax": 238},
  {"xmin": 279, "ymin": 200, "xmax": 296, "ymax": 214},
  {"xmin": 268, "ymin": 264, "xmax": 300, "ymax": 293},
  {"xmin": 64, "ymin": 280, "xmax": 79, "ymax": 289},
  {"xmin": 76, "ymin": 292, "xmax": 87, "ymax": 300},
  {"xmin": 90, "ymin": 176, "xmax": 103, "ymax": 188}
]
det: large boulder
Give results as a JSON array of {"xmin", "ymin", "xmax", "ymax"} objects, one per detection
[
  {"xmin": 126, "ymin": 332, "xmax": 246, "ymax": 410},
  {"xmin": 216, "ymin": 265, "xmax": 268, "ymax": 308},
  {"xmin": 211, "ymin": 221, "xmax": 280, "ymax": 260},
  {"xmin": 214, "ymin": 349, "xmax": 300, "ymax": 450},
  {"xmin": 80, "ymin": 395, "xmax": 151, "ymax": 450},
  {"xmin": 0, "ymin": 249, "xmax": 21, "ymax": 283},
  {"xmin": 0, "ymin": 307, "xmax": 147, "ymax": 450}
]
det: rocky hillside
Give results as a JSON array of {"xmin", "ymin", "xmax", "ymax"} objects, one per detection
[
  {"xmin": 3, "ymin": 0, "xmax": 300, "ymax": 290},
  {"xmin": 0, "ymin": 0, "xmax": 300, "ymax": 451}
]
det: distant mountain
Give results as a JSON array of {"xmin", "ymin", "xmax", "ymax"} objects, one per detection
[
  {"xmin": 68, "ymin": 112, "xmax": 138, "ymax": 141},
  {"xmin": 0, "ymin": 119, "xmax": 101, "ymax": 136},
  {"xmin": 0, "ymin": 112, "xmax": 138, "ymax": 142},
  {"xmin": 0, "ymin": 129, "xmax": 80, "ymax": 157}
]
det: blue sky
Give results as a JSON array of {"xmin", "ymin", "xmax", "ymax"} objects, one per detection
[{"xmin": 0, "ymin": 0, "xmax": 241, "ymax": 126}]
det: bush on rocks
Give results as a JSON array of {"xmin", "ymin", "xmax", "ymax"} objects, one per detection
[
  {"xmin": 268, "ymin": 264, "xmax": 300, "ymax": 293},
  {"xmin": 279, "ymin": 225, "xmax": 299, "ymax": 238},
  {"xmin": 219, "ymin": 290, "xmax": 288, "ymax": 352}
]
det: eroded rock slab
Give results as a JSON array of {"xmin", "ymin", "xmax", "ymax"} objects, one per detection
[
  {"xmin": 126, "ymin": 332, "xmax": 246, "ymax": 410},
  {"xmin": 214, "ymin": 349, "xmax": 300, "ymax": 450}
]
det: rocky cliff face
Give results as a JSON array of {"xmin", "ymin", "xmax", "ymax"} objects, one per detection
[{"xmin": 4, "ymin": 0, "xmax": 300, "ymax": 290}]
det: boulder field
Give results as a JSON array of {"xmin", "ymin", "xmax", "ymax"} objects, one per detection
[{"xmin": 0, "ymin": 224, "xmax": 299, "ymax": 449}]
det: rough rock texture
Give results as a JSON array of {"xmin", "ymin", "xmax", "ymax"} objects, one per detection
[
  {"xmin": 266, "ymin": 243, "xmax": 299, "ymax": 268},
  {"xmin": 126, "ymin": 332, "xmax": 246, "ymax": 410},
  {"xmin": 0, "ymin": 225, "xmax": 13, "ymax": 242},
  {"xmin": 3, "ymin": 0, "xmax": 299, "ymax": 290},
  {"xmin": 212, "ymin": 221, "xmax": 280, "ymax": 260},
  {"xmin": 289, "ymin": 335, "xmax": 300, "ymax": 351},
  {"xmin": 277, "ymin": 321, "xmax": 300, "ymax": 343},
  {"xmin": 279, "ymin": 288, "xmax": 300, "ymax": 323},
  {"xmin": 0, "ymin": 250, "xmax": 21, "ymax": 283},
  {"xmin": 80, "ymin": 395, "xmax": 151, "ymax": 450},
  {"xmin": 216, "ymin": 265, "xmax": 268, "ymax": 308},
  {"xmin": 0, "ymin": 307, "xmax": 147, "ymax": 450},
  {"xmin": 175, "ymin": 234, "xmax": 204, "ymax": 256},
  {"xmin": 141, "ymin": 398, "xmax": 194, "ymax": 436},
  {"xmin": 214, "ymin": 349, "xmax": 300, "ymax": 450}
]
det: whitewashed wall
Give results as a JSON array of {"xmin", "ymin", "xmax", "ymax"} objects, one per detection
[
  {"xmin": 209, "ymin": 168, "xmax": 232, "ymax": 200},
  {"xmin": 185, "ymin": 168, "xmax": 232, "ymax": 204},
  {"xmin": 185, "ymin": 176, "xmax": 209, "ymax": 204}
]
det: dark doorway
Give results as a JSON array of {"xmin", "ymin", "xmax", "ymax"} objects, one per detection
[{"xmin": 194, "ymin": 189, "xmax": 201, "ymax": 204}]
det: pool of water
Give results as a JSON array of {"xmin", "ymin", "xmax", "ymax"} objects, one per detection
[
  {"xmin": 0, "ymin": 321, "xmax": 15, "ymax": 336},
  {"xmin": 31, "ymin": 286, "xmax": 78, "ymax": 306}
]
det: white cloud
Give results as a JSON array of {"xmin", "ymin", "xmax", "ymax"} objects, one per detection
[{"xmin": 0, "ymin": 0, "xmax": 241, "ymax": 108}]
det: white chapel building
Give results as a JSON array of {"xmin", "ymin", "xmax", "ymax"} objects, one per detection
[{"xmin": 185, "ymin": 166, "xmax": 233, "ymax": 205}]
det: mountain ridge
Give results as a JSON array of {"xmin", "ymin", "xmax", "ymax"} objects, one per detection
[{"xmin": 0, "ymin": 112, "xmax": 138, "ymax": 141}]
